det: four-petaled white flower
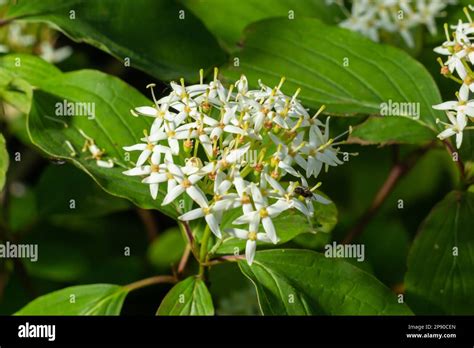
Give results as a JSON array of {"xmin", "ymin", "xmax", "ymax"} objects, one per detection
[
  {"xmin": 433, "ymin": 6, "xmax": 474, "ymax": 149},
  {"xmin": 226, "ymin": 216, "xmax": 272, "ymax": 265},
  {"xmin": 436, "ymin": 111, "xmax": 467, "ymax": 149},
  {"xmin": 337, "ymin": 0, "xmax": 456, "ymax": 47}
]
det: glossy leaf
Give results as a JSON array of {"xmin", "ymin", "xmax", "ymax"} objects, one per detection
[
  {"xmin": 0, "ymin": 54, "xmax": 61, "ymax": 113},
  {"xmin": 239, "ymin": 249, "xmax": 413, "ymax": 315},
  {"xmin": 349, "ymin": 117, "xmax": 436, "ymax": 145},
  {"xmin": 0, "ymin": 54, "xmax": 61, "ymax": 86},
  {"xmin": 157, "ymin": 276, "xmax": 214, "ymax": 315},
  {"xmin": 35, "ymin": 164, "xmax": 130, "ymax": 218},
  {"xmin": 15, "ymin": 284, "xmax": 128, "ymax": 315},
  {"xmin": 222, "ymin": 18, "xmax": 442, "ymax": 143},
  {"xmin": 6, "ymin": 0, "xmax": 226, "ymax": 81},
  {"xmin": 182, "ymin": 0, "xmax": 342, "ymax": 50},
  {"xmin": 26, "ymin": 70, "xmax": 181, "ymax": 218},
  {"xmin": 147, "ymin": 227, "xmax": 186, "ymax": 270},
  {"xmin": 405, "ymin": 191, "xmax": 474, "ymax": 314}
]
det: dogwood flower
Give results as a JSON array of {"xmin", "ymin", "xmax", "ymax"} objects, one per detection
[
  {"xmin": 78, "ymin": 129, "xmax": 114, "ymax": 169},
  {"xmin": 123, "ymin": 71, "xmax": 348, "ymax": 264},
  {"xmin": 232, "ymin": 184, "xmax": 288, "ymax": 244},
  {"xmin": 336, "ymin": 0, "xmax": 457, "ymax": 47},
  {"xmin": 433, "ymin": 6, "xmax": 474, "ymax": 148},
  {"xmin": 161, "ymin": 163, "xmax": 206, "ymax": 206},
  {"xmin": 226, "ymin": 217, "xmax": 272, "ymax": 265},
  {"xmin": 123, "ymin": 137, "xmax": 172, "ymax": 167},
  {"xmin": 436, "ymin": 111, "xmax": 467, "ymax": 148}
]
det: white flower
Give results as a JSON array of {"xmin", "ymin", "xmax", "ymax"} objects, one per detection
[
  {"xmin": 269, "ymin": 132, "xmax": 307, "ymax": 177},
  {"xmin": 233, "ymin": 184, "xmax": 288, "ymax": 244},
  {"xmin": 123, "ymin": 71, "xmax": 348, "ymax": 265},
  {"xmin": 433, "ymin": 88, "xmax": 474, "ymax": 119},
  {"xmin": 39, "ymin": 41, "xmax": 72, "ymax": 63},
  {"xmin": 264, "ymin": 175, "xmax": 310, "ymax": 216},
  {"xmin": 436, "ymin": 111, "xmax": 467, "ymax": 148},
  {"xmin": 147, "ymin": 121, "xmax": 194, "ymax": 155},
  {"xmin": 178, "ymin": 197, "xmax": 224, "ymax": 238},
  {"xmin": 123, "ymin": 138, "xmax": 171, "ymax": 167},
  {"xmin": 226, "ymin": 216, "xmax": 272, "ymax": 265},
  {"xmin": 133, "ymin": 102, "xmax": 176, "ymax": 134},
  {"xmin": 206, "ymin": 105, "xmax": 244, "ymax": 140},
  {"xmin": 302, "ymin": 117, "xmax": 343, "ymax": 177},
  {"xmin": 124, "ymin": 162, "xmax": 168, "ymax": 200},
  {"xmin": 162, "ymin": 163, "xmax": 206, "ymax": 206},
  {"xmin": 79, "ymin": 129, "xmax": 114, "ymax": 169},
  {"xmin": 433, "ymin": 7, "xmax": 474, "ymax": 149},
  {"xmin": 338, "ymin": 0, "xmax": 455, "ymax": 47}
]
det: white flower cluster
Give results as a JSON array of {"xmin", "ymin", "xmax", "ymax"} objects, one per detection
[
  {"xmin": 123, "ymin": 70, "xmax": 345, "ymax": 265},
  {"xmin": 331, "ymin": 0, "xmax": 457, "ymax": 47},
  {"xmin": 0, "ymin": 19, "xmax": 71, "ymax": 63},
  {"xmin": 433, "ymin": 6, "xmax": 474, "ymax": 148}
]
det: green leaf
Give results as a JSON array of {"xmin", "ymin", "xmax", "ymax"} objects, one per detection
[
  {"xmin": 216, "ymin": 193, "xmax": 337, "ymax": 254},
  {"xmin": 221, "ymin": 18, "xmax": 442, "ymax": 143},
  {"xmin": 6, "ymin": 0, "xmax": 226, "ymax": 81},
  {"xmin": 208, "ymin": 262, "xmax": 259, "ymax": 315},
  {"xmin": 0, "ymin": 54, "xmax": 62, "ymax": 86},
  {"xmin": 157, "ymin": 276, "xmax": 214, "ymax": 315},
  {"xmin": 15, "ymin": 284, "xmax": 128, "ymax": 315},
  {"xmin": 239, "ymin": 249, "xmax": 413, "ymax": 315},
  {"xmin": 0, "ymin": 133, "xmax": 8, "ymax": 191},
  {"xmin": 360, "ymin": 217, "xmax": 410, "ymax": 287},
  {"xmin": 26, "ymin": 70, "xmax": 181, "ymax": 218},
  {"xmin": 7, "ymin": 186, "xmax": 37, "ymax": 232},
  {"xmin": 0, "ymin": 54, "xmax": 62, "ymax": 113},
  {"xmin": 405, "ymin": 191, "xmax": 474, "ymax": 315},
  {"xmin": 36, "ymin": 164, "xmax": 130, "ymax": 218},
  {"xmin": 147, "ymin": 227, "xmax": 186, "ymax": 270},
  {"xmin": 182, "ymin": 0, "xmax": 342, "ymax": 50},
  {"xmin": 349, "ymin": 116, "xmax": 436, "ymax": 145}
]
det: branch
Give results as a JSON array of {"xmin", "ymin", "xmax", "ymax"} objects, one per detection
[
  {"xmin": 204, "ymin": 255, "xmax": 244, "ymax": 266},
  {"xmin": 179, "ymin": 220, "xmax": 200, "ymax": 261},
  {"xmin": 177, "ymin": 244, "xmax": 191, "ymax": 275},
  {"xmin": 342, "ymin": 144, "xmax": 433, "ymax": 244},
  {"xmin": 125, "ymin": 275, "xmax": 177, "ymax": 292}
]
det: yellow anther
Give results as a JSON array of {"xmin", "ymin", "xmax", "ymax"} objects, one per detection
[{"xmin": 181, "ymin": 179, "xmax": 192, "ymax": 188}]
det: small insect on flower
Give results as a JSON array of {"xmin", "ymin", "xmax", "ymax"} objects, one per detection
[
  {"xmin": 294, "ymin": 186, "xmax": 313, "ymax": 198},
  {"xmin": 78, "ymin": 129, "xmax": 114, "ymax": 168}
]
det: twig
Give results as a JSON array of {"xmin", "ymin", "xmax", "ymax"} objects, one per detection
[
  {"xmin": 181, "ymin": 220, "xmax": 194, "ymax": 244},
  {"xmin": 177, "ymin": 244, "xmax": 191, "ymax": 275},
  {"xmin": 204, "ymin": 255, "xmax": 244, "ymax": 266},
  {"xmin": 179, "ymin": 220, "xmax": 200, "ymax": 260},
  {"xmin": 342, "ymin": 144, "xmax": 433, "ymax": 244},
  {"xmin": 136, "ymin": 208, "xmax": 158, "ymax": 242},
  {"xmin": 125, "ymin": 275, "xmax": 177, "ymax": 292}
]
